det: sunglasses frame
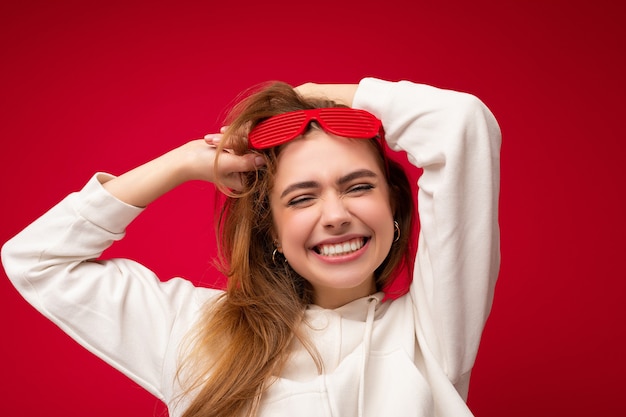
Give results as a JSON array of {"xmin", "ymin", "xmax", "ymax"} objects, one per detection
[{"xmin": 248, "ymin": 108, "xmax": 384, "ymax": 150}]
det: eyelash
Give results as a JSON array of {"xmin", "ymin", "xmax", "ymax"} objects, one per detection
[
  {"xmin": 348, "ymin": 183, "xmax": 375, "ymax": 193},
  {"xmin": 287, "ymin": 184, "xmax": 375, "ymax": 207},
  {"xmin": 287, "ymin": 196, "xmax": 314, "ymax": 207}
]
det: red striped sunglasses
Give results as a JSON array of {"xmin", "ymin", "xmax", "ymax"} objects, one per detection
[{"xmin": 248, "ymin": 107, "xmax": 384, "ymax": 149}]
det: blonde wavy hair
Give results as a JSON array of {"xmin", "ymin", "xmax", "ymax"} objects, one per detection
[{"xmin": 176, "ymin": 82, "xmax": 414, "ymax": 417}]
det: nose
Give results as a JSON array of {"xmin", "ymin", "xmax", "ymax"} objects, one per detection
[{"xmin": 320, "ymin": 195, "xmax": 351, "ymax": 229}]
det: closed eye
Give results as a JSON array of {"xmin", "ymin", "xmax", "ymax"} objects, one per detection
[
  {"xmin": 347, "ymin": 183, "xmax": 375, "ymax": 194},
  {"xmin": 287, "ymin": 195, "xmax": 316, "ymax": 207}
]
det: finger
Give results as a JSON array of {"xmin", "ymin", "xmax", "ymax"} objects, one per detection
[
  {"xmin": 221, "ymin": 152, "xmax": 264, "ymax": 173},
  {"xmin": 253, "ymin": 155, "xmax": 266, "ymax": 168},
  {"xmin": 205, "ymin": 129, "xmax": 242, "ymax": 149},
  {"xmin": 203, "ymin": 133, "xmax": 222, "ymax": 145},
  {"xmin": 221, "ymin": 173, "xmax": 244, "ymax": 192},
  {"xmin": 230, "ymin": 153, "xmax": 265, "ymax": 172},
  {"xmin": 218, "ymin": 153, "xmax": 265, "ymax": 189},
  {"xmin": 220, "ymin": 125, "xmax": 229, "ymax": 133}
]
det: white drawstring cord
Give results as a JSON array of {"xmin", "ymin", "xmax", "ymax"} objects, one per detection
[{"xmin": 358, "ymin": 297, "xmax": 378, "ymax": 417}]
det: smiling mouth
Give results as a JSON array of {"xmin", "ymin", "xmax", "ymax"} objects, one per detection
[{"xmin": 313, "ymin": 237, "xmax": 368, "ymax": 257}]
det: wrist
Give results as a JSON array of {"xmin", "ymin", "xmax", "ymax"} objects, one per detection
[{"xmin": 164, "ymin": 144, "xmax": 200, "ymax": 185}]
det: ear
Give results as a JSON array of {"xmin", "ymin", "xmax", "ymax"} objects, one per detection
[{"xmin": 272, "ymin": 237, "xmax": 283, "ymax": 253}]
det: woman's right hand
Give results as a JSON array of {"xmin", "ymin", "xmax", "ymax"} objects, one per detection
[
  {"xmin": 102, "ymin": 138, "xmax": 264, "ymax": 208},
  {"xmin": 178, "ymin": 137, "xmax": 264, "ymax": 188}
]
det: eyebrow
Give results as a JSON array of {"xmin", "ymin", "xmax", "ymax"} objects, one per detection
[{"xmin": 279, "ymin": 169, "xmax": 379, "ymax": 199}]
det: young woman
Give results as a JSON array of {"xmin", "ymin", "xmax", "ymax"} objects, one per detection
[{"xmin": 1, "ymin": 78, "xmax": 501, "ymax": 417}]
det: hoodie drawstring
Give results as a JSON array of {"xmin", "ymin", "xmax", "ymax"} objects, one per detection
[{"xmin": 358, "ymin": 296, "xmax": 378, "ymax": 417}]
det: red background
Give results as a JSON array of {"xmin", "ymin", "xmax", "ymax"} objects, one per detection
[{"xmin": 1, "ymin": 0, "xmax": 624, "ymax": 415}]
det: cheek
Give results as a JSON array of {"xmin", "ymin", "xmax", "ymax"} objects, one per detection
[
  {"xmin": 364, "ymin": 197, "xmax": 395, "ymax": 240},
  {"xmin": 278, "ymin": 210, "xmax": 314, "ymax": 242},
  {"xmin": 270, "ymin": 203, "xmax": 309, "ymax": 250},
  {"xmin": 377, "ymin": 213, "xmax": 396, "ymax": 242}
]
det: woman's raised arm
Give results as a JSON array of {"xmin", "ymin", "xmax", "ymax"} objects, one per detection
[{"xmin": 353, "ymin": 78, "xmax": 501, "ymax": 397}]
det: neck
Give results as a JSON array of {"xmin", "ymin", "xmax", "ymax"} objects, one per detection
[{"xmin": 312, "ymin": 281, "xmax": 377, "ymax": 309}]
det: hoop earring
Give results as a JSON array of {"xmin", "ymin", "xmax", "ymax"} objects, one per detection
[
  {"xmin": 393, "ymin": 220, "xmax": 400, "ymax": 243},
  {"xmin": 272, "ymin": 248, "xmax": 287, "ymax": 265}
]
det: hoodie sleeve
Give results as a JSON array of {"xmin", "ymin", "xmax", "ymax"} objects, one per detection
[
  {"xmin": 1, "ymin": 173, "xmax": 214, "ymax": 400},
  {"xmin": 353, "ymin": 78, "xmax": 501, "ymax": 389}
]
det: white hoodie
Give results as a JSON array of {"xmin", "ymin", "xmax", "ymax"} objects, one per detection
[{"xmin": 1, "ymin": 78, "xmax": 501, "ymax": 416}]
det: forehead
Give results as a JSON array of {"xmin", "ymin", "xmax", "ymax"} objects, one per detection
[{"xmin": 273, "ymin": 130, "xmax": 384, "ymax": 181}]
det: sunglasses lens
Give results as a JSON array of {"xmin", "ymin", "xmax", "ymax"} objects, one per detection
[
  {"xmin": 318, "ymin": 108, "xmax": 381, "ymax": 138},
  {"xmin": 249, "ymin": 112, "xmax": 308, "ymax": 149}
]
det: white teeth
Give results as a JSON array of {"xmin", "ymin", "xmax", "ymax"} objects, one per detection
[{"xmin": 318, "ymin": 238, "xmax": 364, "ymax": 256}]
